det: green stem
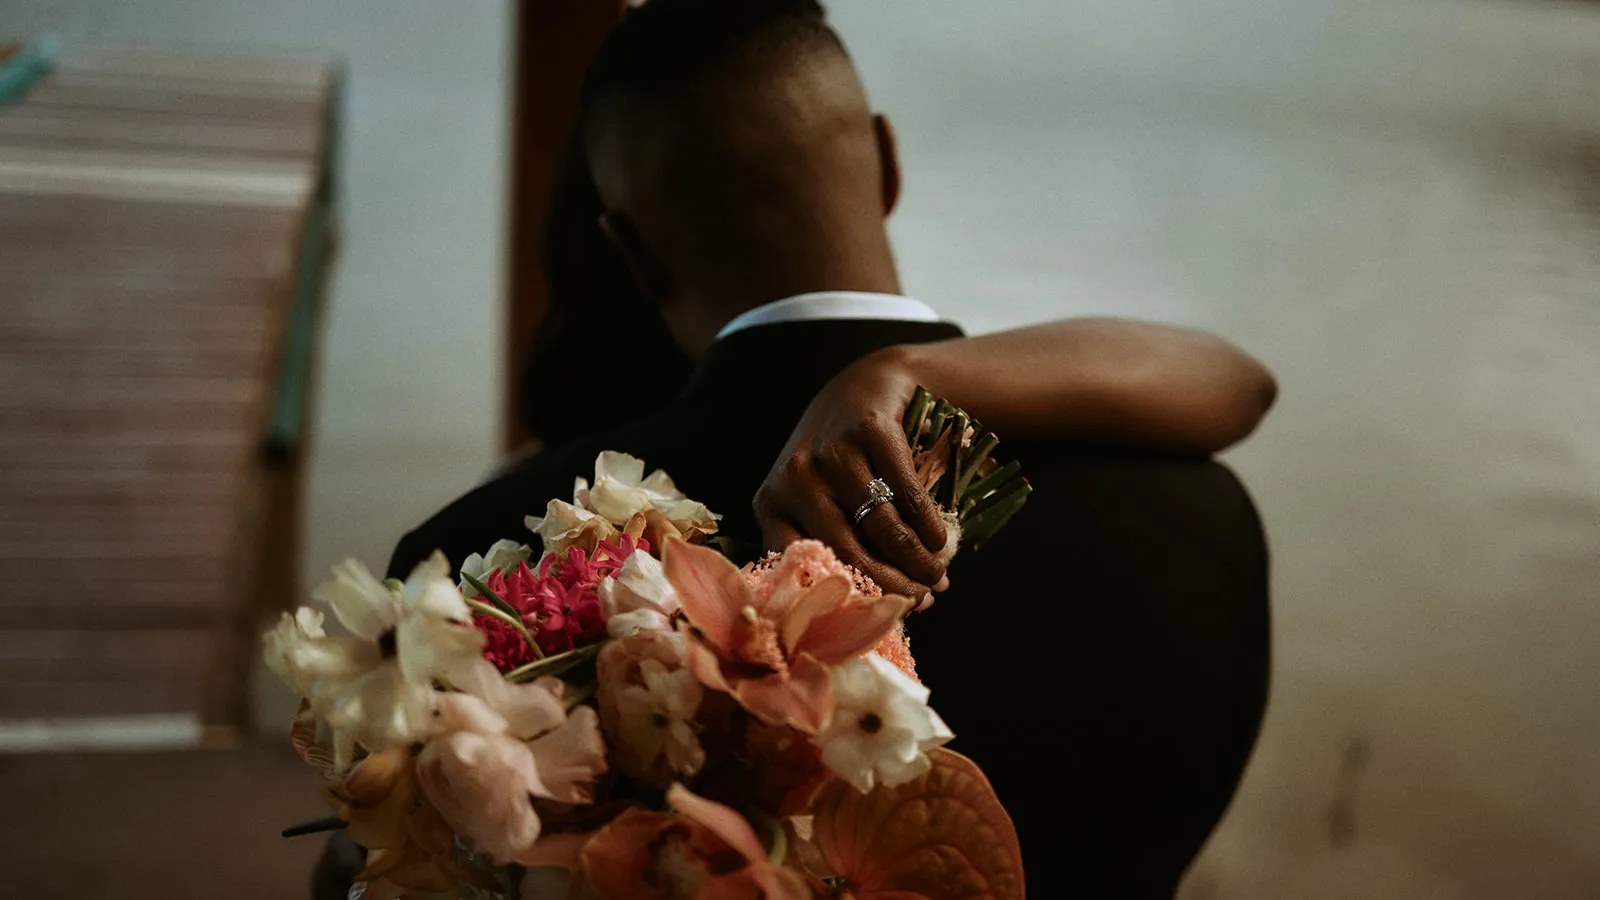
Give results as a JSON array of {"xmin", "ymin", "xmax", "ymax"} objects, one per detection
[
  {"xmin": 967, "ymin": 488, "xmax": 1031, "ymax": 550},
  {"xmin": 749, "ymin": 810, "xmax": 789, "ymax": 867},
  {"xmin": 902, "ymin": 386, "xmax": 934, "ymax": 442},
  {"xmin": 962, "ymin": 474, "xmax": 1031, "ymax": 525},
  {"xmin": 956, "ymin": 432, "xmax": 999, "ymax": 498},
  {"xmin": 562, "ymin": 680, "xmax": 598, "ymax": 710},
  {"xmin": 963, "ymin": 459, "xmax": 1022, "ymax": 508},
  {"xmin": 280, "ymin": 815, "xmax": 347, "ymax": 838},
  {"xmin": 923, "ymin": 401, "xmax": 952, "ymax": 453},
  {"xmin": 962, "ymin": 480, "xmax": 1032, "ymax": 548},
  {"xmin": 941, "ymin": 412, "xmax": 968, "ymax": 511},
  {"xmin": 503, "ymin": 642, "xmax": 603, "ymax": 683}
]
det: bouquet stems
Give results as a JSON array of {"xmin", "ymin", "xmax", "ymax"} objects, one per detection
[{"xmin": 903, "ymin": 386, "xmax": 1031, "ymax": 550}]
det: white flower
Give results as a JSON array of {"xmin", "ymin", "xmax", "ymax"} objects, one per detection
[
  {"xmin": 525, "ymin": 498, "xmax": 617, "ymax": 558},
  {"xmin": 598, "ymin": 550, "xmax": 681, "ymax": 637},
  {"xmin": 575, "ymin": 451, "xmax": 719, "ymax": 537},
  {"xmin": 812, "ymin": 653, "xmax": 954, "ymax": 793},
  {"xmin": 264, "ymin": 608, "xmax": 339, "ymax": 695},
  {"xmin": 460, "ymin": 539, "xmax": 533, "ymax": 595},
  {"xmin": 302, "ymin": 552, "xmax": 486, "ymax": 770},
  {"xmin": 614, "ymin": 658, "xmax": 705, "ymax": 780}
]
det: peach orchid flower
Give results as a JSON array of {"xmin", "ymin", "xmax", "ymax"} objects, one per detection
[{"xmin": 664, "ymin": 539, "xmax": 911, "ymax": 734}]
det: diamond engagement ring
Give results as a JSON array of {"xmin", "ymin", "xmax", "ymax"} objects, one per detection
[{"xmin": 853, "ymin": 477, "xmax": 895, "ymax": 523}]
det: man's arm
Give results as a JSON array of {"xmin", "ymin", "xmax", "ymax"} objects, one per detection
[
  {"xmin": 754, "ymin": 318, "xmax": 1277, "ymax": 598},
  {"xmin": 878, "ymin": 317, "xmax": 1277, "ymax": 453}
]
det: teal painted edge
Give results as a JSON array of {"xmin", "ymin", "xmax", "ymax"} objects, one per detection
[
  {"xmin": 0, "ymin": 34, "xmax": 61, "ymax": 106},
  {"xmin": 263, "ymin": 194, "xmax": 332, "ymax": 461},
  {"xmin": 262, "ymin": 63, "xmax": 343, "ymax": 460}
]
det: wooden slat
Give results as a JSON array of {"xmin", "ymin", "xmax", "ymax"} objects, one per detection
[
  {"xmin": 0, "ymin": 628, "xmax": 217, "ymax": 673},
  {"xmin": 61, "ymin": 46, "xmax": 336, "ymax": 90},
  {"xmin": 0, "ymin": 560, "xmax": 231, "ymax": 590},
  {"xmin": 0, "ymin": 197, "xmax": 302, "ymax": 278},
  {"xmin": 0, "ymin": 677, "xmax": 204, "ymax": 719},
  {"xmin": 0, "ymin": 107, "xmax": 321, "ymax": 159},
  {"xmin": 0, "ymin": 145, "xmax": 314, "ymax": 207}
]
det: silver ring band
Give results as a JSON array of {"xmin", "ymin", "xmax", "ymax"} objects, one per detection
[{"xmin": 853, "ymin": 477, "xmax": 895, "ymax": 524}]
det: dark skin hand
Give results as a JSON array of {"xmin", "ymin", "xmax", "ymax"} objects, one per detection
[{"xmin": 754, "ymin": 318, "xmax": 1278, "ymax": 599}]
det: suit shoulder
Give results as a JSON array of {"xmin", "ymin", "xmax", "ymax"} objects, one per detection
[{"xmin": 383, "ymin": 446, "xmax": 594, "ymax": 579}]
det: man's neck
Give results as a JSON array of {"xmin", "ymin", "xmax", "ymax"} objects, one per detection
[{"xmin": 674, "ymin": 253, "xmax": 903, "ymax": 359}]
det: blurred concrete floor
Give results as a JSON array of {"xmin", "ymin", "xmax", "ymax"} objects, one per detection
[
  {"xmin": 2, "ymin": 0, "xmax": 1600, "ymax": 898},
  {"xmin": 0, "ymin": 745, "xmax": 328, "ymax": 898}
]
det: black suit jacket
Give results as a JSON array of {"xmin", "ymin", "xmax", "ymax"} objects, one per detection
[{"xmin": 389, "ymin": 318, "xmax": 1270, "ymax": 897}]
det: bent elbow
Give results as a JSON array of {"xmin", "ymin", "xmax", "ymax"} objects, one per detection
[{"xmin": 1216, "ymin": 363, "xmax": 1278, "ymax": 450}]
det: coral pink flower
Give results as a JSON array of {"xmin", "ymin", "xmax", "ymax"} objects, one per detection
[
  {"xmin": 578, "ymin": 784, "xmax": 812, "ymax": 900},
  {"xmin": 749, "ymin": 551, "xmax": 918, "ymax": 681},
  {"xmin": 665, "ymin": 539, "xmax": 912, "ymax": 734}
]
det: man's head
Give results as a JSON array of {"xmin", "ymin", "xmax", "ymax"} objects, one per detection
[{"xmin": 581, "ymin": 0, "xmax": 902, "ymax": 356}]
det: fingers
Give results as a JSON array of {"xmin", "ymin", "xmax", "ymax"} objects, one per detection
[
  {"xmin": 818, "ymin": 444, "xmax": 947, "ymax": 590},
  {"xmin": 854, "ymin": 503, "xmax": 946, "ymax": 590},
  {"xmin": 757, "ymin": 512, "xmax": 804, "ymax": 557},
  {"xmin": 860, "ymin": 417, "xmax": 948, "ymax": 553},
  {"xmin": 778, "ymin": 484, "xmax": 931, "ymax": 600},
  {"xmin": 754, "ymin": 432, "xmax": 944, "ymax": 600}
]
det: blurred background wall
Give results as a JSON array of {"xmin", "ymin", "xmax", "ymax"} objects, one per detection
[
  {"xmin": 828, "ymin": 2, "xmax": 1600, "ymax": 897},
  {"xmin": 3, "ymin": 0, "xmax": 1599, "ymax": 897}
]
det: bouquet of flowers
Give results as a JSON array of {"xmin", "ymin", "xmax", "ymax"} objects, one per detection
[{"xmin": 267, "ymin": 415, "xmax": 1026, "ymax": 899}]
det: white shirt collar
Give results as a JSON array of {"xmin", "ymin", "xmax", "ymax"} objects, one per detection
[{"xmin": 715, "ymin": 291, "xmax": 941, "ymax": 341}]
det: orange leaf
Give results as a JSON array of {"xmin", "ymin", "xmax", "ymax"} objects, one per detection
[{"xmin": 810, "ymin": 748, "xmax": 1024, "ymax": 899}]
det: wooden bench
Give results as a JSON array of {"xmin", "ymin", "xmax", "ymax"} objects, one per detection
[{"xmin": 0, "ymin": 45, "xmax": 338, "ymax": 745}]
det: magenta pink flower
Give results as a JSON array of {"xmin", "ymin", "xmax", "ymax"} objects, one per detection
[
  {"xmin": 664, "ymin": 539, "xmax": 912, "ymax": 734},
  {"xmin": 477, "ymin": 536, "xmax": 653, "ymax": 670}
]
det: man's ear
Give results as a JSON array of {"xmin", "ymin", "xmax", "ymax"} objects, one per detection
[
  {"xmin": 873, "ymin": 113, "xmax": 901, "ymax": 217},
  {"xmin": 599, "ymin": 210, "xmax": 671, "ymax": 305}
]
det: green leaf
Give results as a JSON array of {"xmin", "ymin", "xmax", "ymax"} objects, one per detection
[
  {"xmin": 462, "ymin": 571, "xmax": 521, "ymax": 621},
  {"xmin": 504, "ymin": 642, "xmax": 603, "ymax": 683},
  {"xmin": 562, "ymin": 680, "xmax": 598, "ymax": 710},
  {"xmin": 749, "ymin": 809, "xmax": 789, "ymax": 867}
]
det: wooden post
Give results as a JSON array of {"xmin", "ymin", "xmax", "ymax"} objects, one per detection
[{"xmin": 504, "ymin": 0, "xmax": 628, "ymax": 452}]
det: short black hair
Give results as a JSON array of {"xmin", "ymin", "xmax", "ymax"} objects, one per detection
[
  {"xmin": 517, "ymin": 135, "xmax": 692, "ymax": 442},
  {"xmin": 580, "ymin": 0, "xmax": 845, "ymax": 124}
]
